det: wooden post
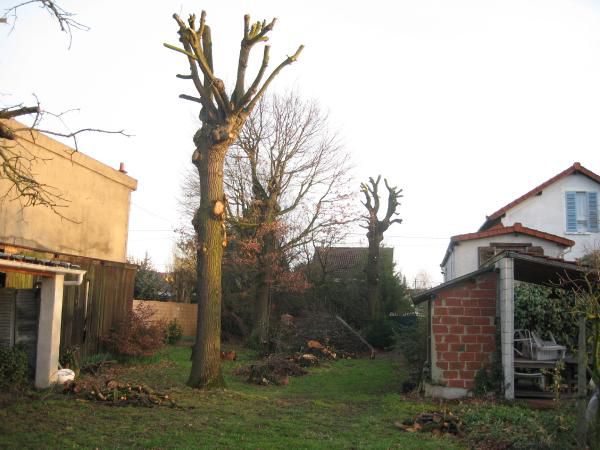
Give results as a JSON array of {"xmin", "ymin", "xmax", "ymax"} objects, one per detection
[{"xmin": 577, "ymin": 315, "xmax": 588, "ymax": 446}]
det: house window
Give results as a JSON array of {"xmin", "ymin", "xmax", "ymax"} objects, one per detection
[{"xmin": 566, "ymin": 191, "xmax": 599, "ymax": 233}]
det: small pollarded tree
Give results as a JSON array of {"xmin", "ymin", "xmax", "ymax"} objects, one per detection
[
  {"xmin": 224, "ymin": 92, "xmax": 353, "ymax": 348},
  {"xmin": 165, "ymin": 11, "xmax": 302, "ymax": 388},
  {"xmin": 360, "ymin": 176, "xmax": 402, "ymax": 320}
]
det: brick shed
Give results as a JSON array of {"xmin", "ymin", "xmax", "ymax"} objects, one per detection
[
  {"xmin": 418, "ymin": 269, "xmax": 498, "ymax": 397},
  {"xmin": 414, "ymin": 251, "xmax": 590, "ymax": 400}
]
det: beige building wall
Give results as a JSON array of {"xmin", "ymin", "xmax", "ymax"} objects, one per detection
[{"xmin": 0, "ymin": 119, "xmax": 137, "ymax": 262}]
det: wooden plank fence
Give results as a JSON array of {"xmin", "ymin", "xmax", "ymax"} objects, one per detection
[{"xmin": 60, "ymin": 257, "xmax": 137, "ymax": 358}]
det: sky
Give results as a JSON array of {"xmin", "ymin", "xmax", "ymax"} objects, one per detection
[{"xmin": 2, "ymin": 0, "xmax": 600, "ymax": 285}]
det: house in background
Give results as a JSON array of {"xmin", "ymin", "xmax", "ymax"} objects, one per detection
[
  {"xmin": 442, "ymin": 162, "xmax": 599, "ymax": 281},
  {"xmin": 0, "ymin": 119, "xmax": 138, "ymax": 387}
]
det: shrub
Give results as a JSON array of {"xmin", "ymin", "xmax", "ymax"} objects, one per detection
[
  {"xmin": 164, "ymin": 319, "xmax": 183, "ymax": 345},
  {"xmin": 103, "ymin": 303, "xmax": 166, "ymax": 358},
  {"xmin": 514, "ymin": 282, "xmax": 578, "ymax": 351},
  {"xmin": 0, "ymin": 346, "xmax": 29, "ymax": 390},
  {"xmin": 395, "ymin": 315, "xmax": 427, "ymax": 367},
  {"xmin": 365, "ymin": 319, "xmax": 396, "ymax": 349}
]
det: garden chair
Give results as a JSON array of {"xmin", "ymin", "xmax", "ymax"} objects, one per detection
[
  {"xmin": 530, "ymin": 331, "xmax": 566, "ymax": 361},
  {"xmin": 514, "ymin": 329, "xmax": 534, "ymax": 359}
]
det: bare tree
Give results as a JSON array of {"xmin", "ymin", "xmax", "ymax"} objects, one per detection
[
  {"xmin": 360, "ymin": 176, "xmax": 402, "ymax": 320},
  {"xmin": 165, "ymin": 11, "xmax": 302, "ymax": 388},
  {"xmin": 224, "ymin": 92, "xmax": 353, "ymax": 348}
]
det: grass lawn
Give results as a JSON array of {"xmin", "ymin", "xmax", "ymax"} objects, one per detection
[{"xmin": 0, "ymin": 346, "xmax": 579, "ymax": 449}]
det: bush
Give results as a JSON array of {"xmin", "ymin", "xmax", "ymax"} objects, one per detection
[
  {"xmin": 0, "ymin": 346, "xmax": 29, "ymax": 390},
  {"xmin": 365, "ymin": 319, "xmax": 396, "ymax": 349},
  {"xmin": 395, "ymin": 315, "xmax": 427, "ymax": 367},
  {"xmin": 164, "ymin": 319, "xmax": 183, "ymax": 345},
  {"xmin": 514, "ymin": 282, "xmax": 578, "ymax": 351},
  {"xmin": 103, "ymin": 303, "xmax": 166, "ymax": 358}
]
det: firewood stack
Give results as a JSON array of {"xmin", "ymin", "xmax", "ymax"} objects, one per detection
[{"xmin": 63, "ymin": 379, "xmax": 177, "ymax": 408}]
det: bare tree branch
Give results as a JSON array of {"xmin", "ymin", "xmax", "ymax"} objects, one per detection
[{"xmin": 3, "ymin": 0, "xmax": 89, "ymax": 48}]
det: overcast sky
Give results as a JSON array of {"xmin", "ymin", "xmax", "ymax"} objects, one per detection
[{"xmin": 2, "ymin": 0, "xmax": 600, "ymax": 285}]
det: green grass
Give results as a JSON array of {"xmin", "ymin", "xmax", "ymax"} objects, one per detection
[{"xmin": 0, "ymin": 346, "xmax": 578, "ymax": 449}]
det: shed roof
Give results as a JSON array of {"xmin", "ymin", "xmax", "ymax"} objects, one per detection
[{"xmin": 416, "ymin": 251, "xmax": 590, "ymax": 305}]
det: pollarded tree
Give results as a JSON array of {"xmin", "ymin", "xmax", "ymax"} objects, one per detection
[
  {"xmin": 224, "ymin": 92, "xmax": 353, "ymax": 348},
  {"xmin": 165, "ymin": 11, "xmax": 302, "ymax": 388},
  {"xmin": 360, "ymin": 176, "xmax": 402, "ymax": 320}
]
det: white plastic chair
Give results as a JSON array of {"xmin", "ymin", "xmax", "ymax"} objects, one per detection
[{"xmin": 530, "ymin": 331, "xmax": 566, "ymax": 361}]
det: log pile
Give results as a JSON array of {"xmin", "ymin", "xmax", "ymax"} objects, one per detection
[
  {"xmin": 63, "ymin": 379, "xmax": 177, "ymax": 408},
  {"xmin": 235, "ymin": 355, "xmax": 308, "ymax": 386},
  {"xmin": 394, "ymin": 411, "xmax": 463, "ymax": 436},
  {"xmin": 274, "ymin": 312, "xmax": 371, "ymax": 357}
]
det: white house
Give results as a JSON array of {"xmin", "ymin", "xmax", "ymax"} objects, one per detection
[{"xmin": 442, "ymin": 162, "xmax": 599, "ymax": 281}]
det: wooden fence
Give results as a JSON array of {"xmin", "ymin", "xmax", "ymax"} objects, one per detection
[
  {"xmin": 60, "ymin": 257, "xmax": 137, "ymax": 358},
  {"xmin": 133, "ymin": 300, "xmax": 197, "ymax": 337}
]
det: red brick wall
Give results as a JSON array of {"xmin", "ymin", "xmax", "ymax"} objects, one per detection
[{"xmin": 432, "ymin": 271, "xmax": 497, "ymax": 390}]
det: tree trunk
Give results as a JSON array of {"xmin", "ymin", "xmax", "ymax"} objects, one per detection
[
  {"xmin": 188, "ymin": 127, "xmax": 228, "ymax": 389},
  {"xmin": 251, "ymin": 231, "xmax": 275, "ymax": 350},
  {"xmin": 366, "ymin": 232, "xmax": 383, "ymax": 321},
  {"xmin": 252, "ymin": 264, "xmax": 272, "ymax": 349}
]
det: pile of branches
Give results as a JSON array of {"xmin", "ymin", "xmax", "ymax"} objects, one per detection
[
  {"xmin": 273, "ymin": 312, "xmax": 370, "ymax": 356},
  {"xmin": 234, "ymin": 355, "xmax": 308, "ymax": 386},
  {"xmin": 395, "ymin": 411, "xmax": 464, "ymax": 436},
  {"xmin": 63, "ymin": 379, "xmax": 177, "ymax": 408}
]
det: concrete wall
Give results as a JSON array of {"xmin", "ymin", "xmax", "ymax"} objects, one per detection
[
  {"xmin": 0, "ymin": 119, "xmax": 137, "ymax": 262},
  {"xmin": 444, "ymin": 234, "xmax": 565, "ymax": 280},
  {"xmin": 430, "ymin": 272, "xmax": 497, "ymax": 395},
  {"xmin": 502, "ymin": 172, "xmax": 600, "ymax": 259},
  {"xmin": 133, "ymin": 300, "xmax": 197, "ymax": 337}
]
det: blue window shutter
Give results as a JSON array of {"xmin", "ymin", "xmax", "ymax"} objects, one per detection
[
  {"xmin": 588, "ymin": 192, "xmax": 599, "ymax": 232},
  {"xmin": 566, "ymin": 191, "xmax": 577, "ymax": 232}
]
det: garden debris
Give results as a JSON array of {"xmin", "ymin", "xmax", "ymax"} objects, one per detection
[
  {"xmin": 307, "ymin": 339, "xmax": 323, "ymax": 349},
  {"xmin": 292, "ymin": 353, "xmax": 320, "ymax": 367},
  {"xmin": 81, "ymin": 359, "xmax": 117, "ymax": 377},
  {"xmin": 272, "ymin": 312, "xmax": 374, "ymax": 357},
  {"xmin": 220, "ymin": 350, "xmax": 237, "ymax": 361},
  {"xmin": 303, "ymin": 340, "xmax": 338, "ymax": 360},
  {"xmin": 235, "ymin": 355, "xmax": 307, "ymax": 386},
  {"xmin": 63, "ymin": 379, "xmax": 177, "ymax": 408},
  {"xmin": 394, "ymin": 411, "xmax": 463, "ymax": 436}
]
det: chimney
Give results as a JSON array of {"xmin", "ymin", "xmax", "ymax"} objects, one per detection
[{"xmin": 119, "ymin": 162, "xmax": 127, "ymax": 174}]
